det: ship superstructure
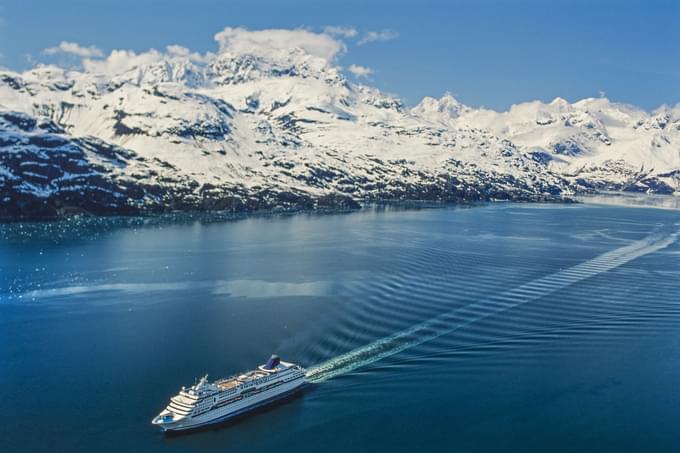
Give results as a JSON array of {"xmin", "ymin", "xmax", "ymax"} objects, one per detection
[{"xmin": 152, "ymin": 355, "xmax": 306, "ymax": 431}]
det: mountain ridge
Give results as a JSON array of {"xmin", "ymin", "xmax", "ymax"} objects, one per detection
[
  {"xmin": 414, "ymin": 93, "xmax": 680, "ymax": 194},
  {"xmin": 0, "ymin": 41, "xmax": 677, "ymax": 218}
]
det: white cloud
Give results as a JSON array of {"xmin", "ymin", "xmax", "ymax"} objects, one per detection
[
  {"xmin": 40, "ymin": 42, "xmax": 212, "ymax": 75},
  {"xmin": 166, "ymin": 44, "xmax": 192, "ymax": 57},
  {"xmin": 166, "ymin": 44, "xmax": 213, "ymax": 63},
  {"xmin": 323, "ymin": 26, "xmax": 358, "ymax": 38},
  {"xmin": 34, "ymin": 27, "xmax": 350, "ymax": 77},
  {"xmin": 348, "ymin": 64, "xmax": 373, "ymax": 78},
  {"xmin": 82, "ymin": 49, "xmax": 163, "ymax": 75},
  {"xmin": 214, "ymin": 27, "xmax": 345, "ymax": 61},
  {"xmin": 357, "ymin": 30, "xmax": 399, "ymax": 46},
  {"xmin": 43, "ymin": 41, "xmax": 104, "ymax": 58}
]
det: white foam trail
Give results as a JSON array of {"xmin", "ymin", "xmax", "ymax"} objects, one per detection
[
  {"xmin": 15, "ymin": 278, "xmax": 329, "ymax": 301},
  {"xmin": 306, "ymin": 230, "xmax": 678, "ymax": 382}
]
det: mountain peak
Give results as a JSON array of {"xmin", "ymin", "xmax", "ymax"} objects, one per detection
[
  {"xmin": 549, "ymin": 96, "xmax": 569, "ymax": 107},
  {"xmin": 208, "ymin": 48, "xmax": 345, "ymax": 86},
  {"xmin": 214, "ymin": 27, "xmax": 345, "ymax": 62},
  {"xmin": 109, "ymin": 58, "xmax": 206, "ymax": 88},
  {"xmin": 412, "ymin": 92, "xmax": 469, "ymax": 120}
]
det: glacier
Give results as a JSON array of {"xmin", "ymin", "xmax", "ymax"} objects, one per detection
[{"xmin": 0, "ymin": 38, "xmax": 677, "ymax": 219}]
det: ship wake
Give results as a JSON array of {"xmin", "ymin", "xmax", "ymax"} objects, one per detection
[{"xmin": 305, "ymin": 229, "xmax": 678, "ymax": 383}]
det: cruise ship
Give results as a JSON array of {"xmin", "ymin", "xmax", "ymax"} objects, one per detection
[{"xmin": 152, "ymin": 355, "xmax": 307, "ymax": 431}]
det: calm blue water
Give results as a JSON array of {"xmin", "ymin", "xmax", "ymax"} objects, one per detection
[{"xmin": 1, "ymin": 203, "xmax": 679, "ymax": 452}]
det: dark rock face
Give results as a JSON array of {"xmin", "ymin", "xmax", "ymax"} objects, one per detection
[
  {"xmin": 2, "ymin": 111, "xmax": 38, "ymax": 131},
  {"xmin": 0, "ymin": 119, "xmax": 359, "ymax": 219},
  {"xmin": 0, "ymin": 111, "xmax": 177, "ymax": 218},
  {"xmin": 564, "ymin": 159, "xmax": 679, "ymax": 195},
  {"xmin": 0, "ymin": 109, "xmax": 569, "ymax": 220},
  {"xmin": 552, "ymin": 139, "xmax": 585, "ymax": 156},
  {"xmin": 529, "ymin": 151, "xmax": 555, "ymax": 165},
  {"xmin": 623, "ymin": 177, "xmax": 676, "ymax": 195}
]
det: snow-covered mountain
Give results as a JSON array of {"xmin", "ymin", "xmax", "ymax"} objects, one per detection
[
  {"xmin": 414, "ymin": 95, "xmax": 680, "ymax": 194},
  {"xmin": 0, "ymin": 33, "xmax": 676, "ymax": 218}
]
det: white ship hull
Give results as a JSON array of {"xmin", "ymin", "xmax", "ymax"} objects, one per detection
[
  {"xmin": 159, "ymin": 377, "xmax": 306, "ymax": 431},
  {"xmin": 152, "ymin": 356, "xmax": 307, "ymax": 432}
]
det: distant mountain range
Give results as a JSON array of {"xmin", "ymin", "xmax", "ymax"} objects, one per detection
[
  {"xmin": 415, "ymin": 94, "xmax": 680, "ymax": 195},
  {"xmin": 1, "ymin": 44, "xmax": 678, "ymax": 218}
]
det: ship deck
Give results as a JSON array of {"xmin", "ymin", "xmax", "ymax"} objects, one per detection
[
  {"xmin": 216, "ymin": 378, "xmax": 240, "ymax": 390},
  {"xmin": 215, "ymin": 363, "xmax": 293, "ymax": 390}
]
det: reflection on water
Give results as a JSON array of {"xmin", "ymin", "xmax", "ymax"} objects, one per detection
[
  {"xmin": 577, "ymin": 192, "xmax": 680, "ymax": 210},
  {"xmin": 1, "ymin": 203, "xmax": 679, "ymax": 452}
]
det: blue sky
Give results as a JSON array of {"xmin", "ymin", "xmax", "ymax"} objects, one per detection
[{"xmin": 1, "ymin": 0, "xmax": 679, "ymax": 110}]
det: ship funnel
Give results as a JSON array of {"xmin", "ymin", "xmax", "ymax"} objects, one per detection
[{"xmin": 264, "ymin": 354, "xmax": 281, "ymax": 370}]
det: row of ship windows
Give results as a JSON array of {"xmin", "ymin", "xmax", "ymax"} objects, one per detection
[
  {"xmin": 170, "ymin": 399, "xmax": 194, "ymax": 411},
  {"xmin": 220, "ymin": 373, "xmax": 297, "ymax": 396},
  {"xmin": 169, "ymin": 405, "xmax": 191, "ymax": 415},
  {"xmin": 182, "ymin": 374, "xmax": 303, "ymax": 409},
  {"xmin": 237, "ymin": 380, "xmax": 284, "ymax": 399},
  {"xmin": 172, "ymin": 376, "xmax": 303, "ymax": 417},
  {"xmin": 194, "ymin": 379, "xmax": 288, "ymax": 415}
]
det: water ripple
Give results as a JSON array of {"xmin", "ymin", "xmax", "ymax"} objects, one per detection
[{"xmin": 306, "ymin": 228, "xmax": 679, "ymax": 382}]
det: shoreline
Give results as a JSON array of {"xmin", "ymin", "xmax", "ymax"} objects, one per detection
[
  {"xmin": 0, "ymin": 195, "xmax": 574, "ymax": 224},
  {"xmin": 2, "ymin": 191, "xmax": 678, "ymax": 228}
]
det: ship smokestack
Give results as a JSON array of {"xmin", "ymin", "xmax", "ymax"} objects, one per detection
[{"xmin": 264, "ymin": 354, "xmax": 281, "ymax": 370}]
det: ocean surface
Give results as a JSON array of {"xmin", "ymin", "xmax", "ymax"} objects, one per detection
[{"xmin": 1, "ymin": 202, "xmax": 679, "ymax": 452}]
